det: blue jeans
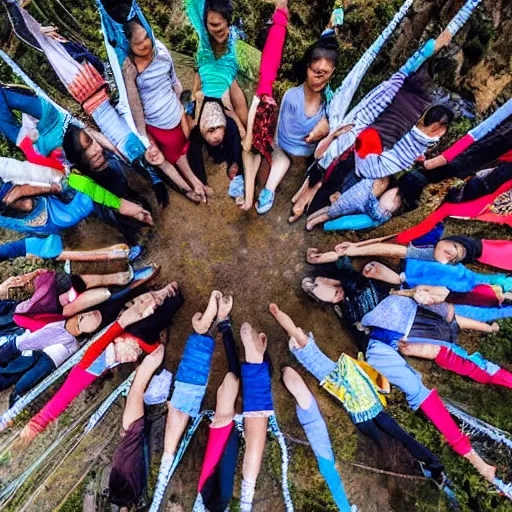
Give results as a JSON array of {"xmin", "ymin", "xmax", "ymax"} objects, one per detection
[
  {"xmin": 0, "ymin": 86, "xmax": 42, "ymax": 144},
  {"xmin": 0, "ymin": 239, "xmax": 26, "ymax": 261}
]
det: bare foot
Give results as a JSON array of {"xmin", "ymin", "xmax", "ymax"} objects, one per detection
[
  {"xmin": 240, "ymin": 322, "xmax": 267, "ymax": 364},
  {"xmin": 204, "ymin": 186, "xmax": 214, "ymax": 198},
  {"xmin": 192, "ymin": 290, "xmax": 221, "ymax": 334},
  {"xmin": 464, "ymin": 450, "xmax": 496, "ymax": 482},
  {"xmin": 269, "ymin": 303, "xmax": 308, "ymax": 349},
  {"xmin": 217, "ymin": 294, "xmax": 233, "ymax": 321},
  {"xmin": 362, "ymin": 261, "xmax": 400, "ymax": 284},
  {"xmin": 152, "ymin": 282, "xmax": 179, "ymax": 305},
  {"xmin": 292, "ymin": 177, "xmax": 309, "ymax": 204},
  {"xmin": 19, "ymin": 421, "xmax": 40, "ymax": 445},
  {"xmin": 398, "ymin": 342, "xmax": 440, "ymax": 360},
  {"xmin": 282, "ymin": 367, "xmax": 312, "ymax": 410},
  {"xmin": 116, "ymin": 268, "xmax": 133, "ymax": 286}
]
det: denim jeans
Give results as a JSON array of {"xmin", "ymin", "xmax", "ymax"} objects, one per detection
[{"xmin": 0, "ymin": 86, "xmax": 42, "ymax": 143}]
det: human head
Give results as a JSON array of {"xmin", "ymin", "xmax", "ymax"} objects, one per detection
[
  {"xmin": 124, "ymin": 19, "xmax": 153, "ymax": 59},
  {"xmin": 63, "ymin": 125, "xmax": 107, "ymax": 172},
  {"xmin": 66, "ymin": 310, "xmax": 102, "ymax": 335},
  {"xmin": 205, "ymin": 0, "xmax": 233, "ymax": 45},
  {"xmin": 302, "ymin": 276, "xmax": 345, "ymax": 304},
  {"xmin": 417, "ymin": 104, "xmax": 454, "ymax": 139},
  {"xmin": 396, "ymin": 170, "xmax": 429, "ymax": 213},
  {"xmin": 302, "ymin": 36, "xmax": 339, "ymax": 93},
  {"xmin": 199, "ymin": 101, "xmax": 227, "ymax": 146},
  {"xmin": 434, "ymin": 236, "xmax": 482, "ymax": 264}
]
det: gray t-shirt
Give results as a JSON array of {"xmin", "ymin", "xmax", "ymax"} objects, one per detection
[
  {"xmin": 137, "ymin": 40, "xmax": 183, "ymax": 130},
  {"xmin": 405, "ymin": 244, "xmax": 436, "ymax": 261}
]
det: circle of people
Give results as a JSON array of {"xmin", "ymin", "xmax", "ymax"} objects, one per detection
[{"xmin": 0, "ymin": 0, "xmax": 511, "ymax": 510}]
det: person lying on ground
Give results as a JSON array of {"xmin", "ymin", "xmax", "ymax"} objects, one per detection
[
  {"xmin": 193, "ymin": 293, "xmax": 241, "ymax": 511},
  {"xmin": 254, "ymin": 33, "xmax": 339, "ymax": 214},
  {"xmin": 108, "ymin": 344, "xmax": 170, "ymax": 512},
  {"xmin": 304, "ymin": 170, "xmax": 425, "ymax": 231},
  {"xmin": 18, "ymin": 282, "xmax": 183, "ymax": 442},
  {"xmin": 290, "ymin": 28, "xmax": 455, "ymax": 221},
  {"xmin": 0, "ymin": 171, "xmax": 153, "ymax": 245},
  {"xmin": 185, "ymin": 0, "xmax": 248, "ymax": 127},
  {"xmin": 187, "ymin": 94, "xmax": 243, "ymax": 196},
  {"xmin": 121, "ymin": 19, "xmax": 212, "ymax": 204},
  {"xmin": 237, "ymin": 0, "xmax": 288, "ymax": 211},
  {"xmin": 358, "ymin": 294, "xmax": 510, "ymax": 485},
  {"xmin": 270, "ymin": 303, "xmax": 446, "ymax": 490},
  {"xmin": 423, "ymin": 98, "xmax": 512, "ymax": 181},
  {"xmin": 282, "ymin": 367, "xmax": 357, "ymax": 511}
]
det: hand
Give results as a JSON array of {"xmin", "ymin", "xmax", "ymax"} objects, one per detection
[
  {"xmin": 412, "ymin": 285, "xmax": 450, "ymax": 305},
  {"xmin": 145, "ymin": 145, "xmax": 165, "ymax": 167},
  {"xmin": 228, "ymin": 163, "xmax": 239, "ymax": 180},
  {"xmin": 491, "ymin": 322, "xmax": 500, "ymax": 333},
  {"xmin": 305, "ymin": 117, "xmax": 330, "ymax": 144},
  {"xmin": 118, "ymin": 294, "xmax": 158, "ymax": 328},
  {"xmin": 153, "ymin": 182, "xmax": 169, "ymax": 208},
  {"xmin": 334, "ymin": 241, "xmax": 355, "ymax": 255},
  {"xmin": 306, "ymin": 248, "xmax": 323, "ymax": 264},
  {"xmin": 40, "ymin": 26, "xmax": 66, "ymax": 42},
  {"xmin": 423, "ymin": 155, "xmax": 447, "ymax": 170},
  {"xmin": 332, "ymin": 123, "xmax": 354, "ymax": 138},
  {"xmin": 275, "ymin": 0, "xmax": 287, "ymax": 9},
  {"xmin": 193, "ymin": 184, "xmax": 207, "ymax": 203},
  {"xmin": 119, "ymin": 199, "xmax": 154, "ymax": 226}
]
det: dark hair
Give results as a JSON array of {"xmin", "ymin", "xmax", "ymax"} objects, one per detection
[
  {"xmin": 204, "ymin": 0, "xmax": 233, "ymax": 25},
  {"xmin": 296, "ymin": 35, "xmax": 339, "ymax": 82},
  {"xmin": 422, "ymin": 104, "xmax": 454, "ymax": 127},
  {"xmin": 396, "ymin": 169, "xmax": 429, "ymax": 212},
  {"xmin": 62, "ymin": 125, "xmax": 88, "ymax": 168},
  {"xmin": 123, "ymin": 18, "xmax": 146, "ymax": 42}
]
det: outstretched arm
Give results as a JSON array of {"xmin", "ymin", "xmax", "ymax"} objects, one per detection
[{"xmin": 335, "ymin": 241, "xmax": 407, "ymax": 259}]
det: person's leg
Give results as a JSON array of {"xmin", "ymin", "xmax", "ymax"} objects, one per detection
[
  {"xmin": 10, "ymin": 352, "xmax": 56, "ymax": 405},
  {"xmin": 240, "ymin": 322, "xmax": 272, "ymax": 512},
  {"xmin": 264, "ymin": 147, "xmax": 291, "ymax": 193},
  {"xmin": 80, "ymin": 270, "xmax": 133, "ymax": 289},
  {"xmin": 192, "ymin": 290, "xmax": 222, "ymax": 334},
  {"xmin": 362, "ymin": 261, "xmax": 401, "ymax": 285},
  {"xmin": 0, "ymin": 371, "xmax": 19, "ymax": 392},
  {"xmin": 229, "ymin": 79, "xmax": 248, "ymax": 128},
  {"xmin": 175, "ymin": 154, "xmax": 213, "ymax": 201},
  {"xmin": 269, "ymin": 303, "xmax": 336, "ymax": 382},
  {"xmin": 217, "ymin": 295, "xmax": 241, "ymax": 377},
  {"xmin": 62, "ymin": 288, "xmax": 111, "ymax": 317},
  {"xmin": 241, "ymin": 150, "xmax": 261, "ymax": 211},
  {"xmin": 455, "ymin": 315, "xmax": 498, "ymax": 333},
  {"xmin": 283, "ymin": 366, "xmax": 353, "ymax": 512},
  {"xmin": 242, "ymin": 96, "xmax": 260, "ymax": 153},
  {"xmin": 373, "ymin": 411, "xmax": 444, "ymax": 480},
  {"xmin": 122, "ymin": 345, "xmax": 165, "ymax": 431}
]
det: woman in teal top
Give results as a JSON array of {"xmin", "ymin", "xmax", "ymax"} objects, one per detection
[{"xmin": 185, "ymin": 0, "xmax": 248, "ymax": 127}]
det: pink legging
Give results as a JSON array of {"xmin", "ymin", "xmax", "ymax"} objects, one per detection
[
  {"xmin": 396, "ymin": 179, "xmax": 512, "ymax": 244},
  {"xmin": 255, "ymin": 8, "xmax": 289, "ymax": 97},
  {"xmin": 28, "ymin": 366, "xmax": 97, "ymax": 432}
]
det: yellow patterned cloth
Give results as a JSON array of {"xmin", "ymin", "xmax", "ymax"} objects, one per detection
[{"xmin": 321, "ymin": 354, "xmax": 387, "ymax": 423}]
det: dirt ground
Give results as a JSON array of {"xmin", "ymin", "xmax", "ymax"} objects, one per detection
[{"xmin": 0, "ymin": 53, "xmax": 502, "ymax": 512}]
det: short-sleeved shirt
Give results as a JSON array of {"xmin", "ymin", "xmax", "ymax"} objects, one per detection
[
  {"xmin": 277, "ymin": 85, "xmax": 325, "ymax": 157},
  {"xmin": 137, "ymin": 40, "xmax": 183, "ymax": 130},
  {"xmin": 405, "ymin": 244, "xmax": 436, "ymax": 261}
]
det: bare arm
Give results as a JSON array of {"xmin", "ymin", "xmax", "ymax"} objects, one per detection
[
  {"xmin": 306, "ymin": 248, "xmax": 339, "ymax": 264},
  {"xmin": 121, "ymin": 59, "xmax": 148, "ymax": 138},
  {"xmin": 85, "ymin": 128, "xmax": 122, "ymax": 158},
  {"xmin": 335, "ymin": 241, "xmax": 407, "ymax": 259}
]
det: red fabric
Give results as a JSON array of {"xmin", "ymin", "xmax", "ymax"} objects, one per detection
[
  {"xmin": 29, "ymin": 366, "xmax": 98, "ymax": 433},
  {"xmin": 396, "ymin": 179, "xmax": 512, "ymax": 244},
  {"xmin": 18, "ymin": 136, "xmax": 65, "ymax": 171},
  {"xmin": 499, "ymin": 149, "xmax": 512, "ymax": 162},
  {"xmin": 324, "ymin": 146, "xmax": 354, "ymax": 183},
  {"xmin": 441, "ymin": 134, "xmax": 475, "ymax": 162},
  {"xmin": 78, "ymin": 321, "xmax": 125, "ymax": 370},
  {"xmin": 197, "ymin": 421, "xmax": 234, "ymax": 491},
  {"xmin": 14, "ymin": 313, "xmax": 66, "ymax": 332},
  {"xmin": 419, "ymin": 389, "xmax": 472, "ymax": 455},
  {"xmin": 256, "ymin": 8, "xmax": 289, "ymax": 97},
  {"xmin": 355, "ymin": 127, "xmax": 383, "ymax": 158},
  {"xmin": 447, "ymin": 285, "xmax": 501, "ymax": 307},
  {"xmin": 121, "ymin": 333, "xmax": 159, "ymax": 354},
  {"xmin": 479, "ymin": 239, "xmax": 512, "ymax": 271},
  {"xmin": 146, "ymin": 123, "xmax": 189, "ymax": 165}
]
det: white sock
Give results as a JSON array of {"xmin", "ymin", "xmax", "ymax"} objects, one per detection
[{"xmin": 240, "ymin": 478, "xmax": 256, "ymax": 512}]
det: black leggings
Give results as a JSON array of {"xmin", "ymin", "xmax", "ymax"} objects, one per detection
[{"xmin": 356, "ymin": 411, "xmax": 444, "ymax": 476}]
